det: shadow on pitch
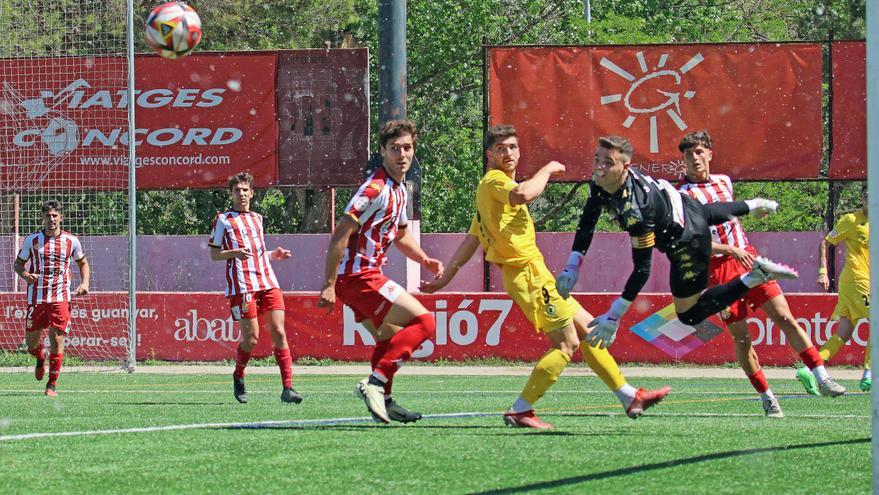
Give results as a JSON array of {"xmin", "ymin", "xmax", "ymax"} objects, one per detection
[
  {"xmin": 470, "ymin": 437, "xmax": 870, "ymax": 495},
  {"xmin": 108, "ymin": 401, "xmax": 228, "ymax": 406}
]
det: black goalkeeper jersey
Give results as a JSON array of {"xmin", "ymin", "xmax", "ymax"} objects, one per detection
[{"xmin": 572, "ymin": 168, "xmax": 687, "ymax": 255}]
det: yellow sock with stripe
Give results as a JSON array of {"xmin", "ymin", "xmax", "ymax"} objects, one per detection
[
  {"xmin": 580, "ymin": 342, "xmax": 626, "ymax": 391},
  {"xmin": 819, "ymin": 335, "xmax": 846, "ymax": 362},
  {"xmin": 865, "ymin": 342, "xmax": 871, "ymax": 371},
  {"xmin": 519, "ymin": 349, "xmax": 571, "ymax": 405}
]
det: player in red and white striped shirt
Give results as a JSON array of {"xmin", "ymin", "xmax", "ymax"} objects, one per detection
[
  {"xmin": 319, "ymin": 120, "xmax": 443, "ymax": 424},
  {"xmin": 13, "ymin": 200, "xmax": 90, "ymax": 397},
  {"xmin": 678, "ymin": 131, "xmax": 845, "ymax": 416},
  {"xmin": 209, "ymin": 172, "xmax": 301, "ymax": 405}
]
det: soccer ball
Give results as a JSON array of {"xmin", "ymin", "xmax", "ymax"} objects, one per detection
[{"xmin": 144, "ymin": 2, "xmax": 203, "ymax": 59}]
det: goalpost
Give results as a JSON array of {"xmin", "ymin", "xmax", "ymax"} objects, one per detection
[{"xmin": 0, "ymin": 0, "xmax": 136, "ymax": 368}]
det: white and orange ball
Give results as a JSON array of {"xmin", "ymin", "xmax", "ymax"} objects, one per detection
[{"xmin": 145, "ymin": 2, "xmax": 203, "ymax": 59}]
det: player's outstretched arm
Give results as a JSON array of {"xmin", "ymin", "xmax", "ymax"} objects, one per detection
[
  {"xmin": 210, "ymin": 246, "xmax": 252, "ymax": 261},
  {"xmin": 318, "ymin": 216, "xmax": 359, "ymax": 311},
  {"xmin": 73, "ymin": 257, "xmax": 90, "ymax": 297},
  {"xmin": 393, "ymin": 227, "xmax": 444, "ymax": 277},
  {"xmin": 509, "ymin": 161, "xmax": 566, "ymax": 206},
  {"xmin": 421, "ymin": 234, "xmax": 481, "ymax": 294}
]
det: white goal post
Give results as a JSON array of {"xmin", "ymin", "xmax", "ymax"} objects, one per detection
[{"xmin": 0, "ymin": 0, "xmax": 136, "ymax": 369}]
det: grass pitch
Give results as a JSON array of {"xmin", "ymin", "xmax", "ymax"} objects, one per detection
[{"xmin": 0, "ymin": 372, "xmax": 870, "ymax": 494}]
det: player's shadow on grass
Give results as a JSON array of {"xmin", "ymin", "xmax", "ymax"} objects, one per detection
[
  {"xmin": 108, "ymin": 401, "xmax": 228, "ymax": 406},
  {"xmin": 471, "ymin": 437, "xmax": 870, "ymax": 495}
]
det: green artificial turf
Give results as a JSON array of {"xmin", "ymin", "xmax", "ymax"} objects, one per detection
[{"xmin": 0, "ymin": 373, "xmax": 870, "ymax": 494}]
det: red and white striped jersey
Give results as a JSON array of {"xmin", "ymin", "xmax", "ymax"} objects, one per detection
[
  {"xmin": 678, "ymin": 174, "xmax": 749, "ymax": 252},
  {"xmin": 17, "ymin": 230, "xmax": 85, "ymax": 305},
  {"xmin": 339, "ymin": 166, "xmax": 409, "ymax": 275},
  {"xmin": 208, "ymin": 210, "xmax": 279, "ymax": 297}
]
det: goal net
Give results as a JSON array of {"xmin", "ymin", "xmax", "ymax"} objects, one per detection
[{"xmin": 0, "ymin": 1, "xmax": 134, "ymax": 366}]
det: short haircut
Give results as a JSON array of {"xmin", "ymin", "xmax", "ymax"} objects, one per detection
[
  {"xmin": 379, "ymin": 120, "xmax": 417, "ymax": 148},
  {"xmin": 41, "ymin": 200, "xmax": 61, "ymax": 214},
  {"xmin": 598, "ymin": 135, "xmax": 633, "ymax": 160},
  {"xmin": 484, "ymin": 124, "xmax": 518, "ymax": 151},
  {"xmin": 228, "ymin": 172, "xmax": 254, "ymax": 191},
  {"xmin": 678, "ymin": 130, "xmax": 713, "ymax": 152}
]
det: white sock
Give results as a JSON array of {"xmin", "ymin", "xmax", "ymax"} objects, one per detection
[
  {"xmin": 760, "ymin": 390, "xmax": 776, "ymax": 401},
  {"xmin": 863, "ymin": 369, "xmax": 872, "ymax": 381},
  {"xmin": 614, "ymin": 383, "xmax": 638, "ymax": 409},
  {"xmin": 509, "ymin": 396, "xmax": 532, "ymax": 414},
  {"xmin": 812, "ymin": 365, "xmax": 829, "ymax": 382}
]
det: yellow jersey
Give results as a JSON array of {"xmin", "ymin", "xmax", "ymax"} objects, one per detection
[
  {"xmin": 468, "ymin": 169, "xmax": 542, "ymax": 267},
  {"xmin": 826, "ymin": 210, "xmax": 869, "ymax": 285}
]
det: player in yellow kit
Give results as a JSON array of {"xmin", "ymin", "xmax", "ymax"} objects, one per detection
[
  {"xmin": 421, "ymin": 124, "xmax": 670, "ymax": 429},
  {"xmin": 798, "ymin": 184, "xmax": 871, "ymax": 393}
]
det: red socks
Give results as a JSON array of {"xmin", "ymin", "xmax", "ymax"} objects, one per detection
[
  {"xmin": 234, "ymin": 346, "xmax": 251, "ymax": 380},
  {"xmin": 48, "ymin": 353, "xmax": 63, "ymax": 387},
  {"xmin": 799, "ymin": 346, "xmax": 824, "ymax": 369},
  {"xmin": 28, "ymin": 343, "xmax": 45, "ymax": 361},
  {"xmin": 374, "ymin": 313, "xmax": 435, "ymax": 384},
  {"xmin": 370, "ymin": 340, "xmax": 392, "ymax": 395},
  {"xmin": 747, "ymin": 369, "xmax": 769, "ymax": 393},
  {"xmin": 274, "ymin": 347, "xmax": 293, "ymax": 389}
]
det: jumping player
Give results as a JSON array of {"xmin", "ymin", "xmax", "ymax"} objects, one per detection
[
  {"xmin": 13, "ymin": 200, "xmax": 90, "ymax": 396},
  {"xmin": 798, "ymin": 184, "xmax": 870, "ymax": 393},
  {"xmin": 554, "ymin": 137, "xmax": 843, "ymax": 403},
  {"xmin": 319, "ymin": 120, "xmax": 442, "ymax": 424},
  {"xmin": 209, "ymin": 172, "xmax": 301, "ymax": 404},
  {"xmin": 422, "ymin": 125, "xmax": 671, "ymax": 429},
  {"xmin": 677, "ymin": 131, "xmax": 846, "ymax": 415}
]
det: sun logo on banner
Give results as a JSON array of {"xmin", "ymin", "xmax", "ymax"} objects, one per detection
[{"xmin": 599, "ymin": 52, "xmax": 704, "ymax": 153}]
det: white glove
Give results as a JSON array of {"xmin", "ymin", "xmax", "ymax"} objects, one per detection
[
  {"xmin": 556, "ymin": 251, "xmax": 584, "ymax": 299},
  {"xmin": 586, "ymin": 298, "xmax": 632, "ymax": 349}
]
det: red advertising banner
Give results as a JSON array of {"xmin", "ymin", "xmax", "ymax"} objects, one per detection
[
  {"xmin": 0, "ymin": 54, "xmax": 279, "ymax": 190},
  {"xmin": 276, "ymin": 49, "xmax": 370, "ymax": 187},
  {"xmin": 0, "ymin": 292, "xmax": 867, "ymax": 366},
  {"xmin": 829, "ymin": 41, "xmax": 866, "ymax": 179},
  {"xmin": 135, "ymin": 53, "xmax": 279, "ymax": 188},
  {"xmin": 489, "ymin": 44, "xmax": 824, "ymax": 182}
]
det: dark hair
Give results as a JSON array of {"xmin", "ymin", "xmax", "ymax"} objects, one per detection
[
  {"xmin": 379, "ymin": 120, "xmax": 417, "ymax": 148},
  {"xmin": 678, "ymin": 130, "xmax": 713, "ymax": 152},
  {"xmin": 598, "ymin": 135, "xmax": 633, "ymax": 160},
  {"xmin": 484, "ymin": 124, "xmax": 518, "ymax": 151},
  {"xmin": 228, "ymin": 172, "xmax": 254, "ymax": 191},
  {"xmin": 41, "ymin": 200, "xmax": 61, "ymax": 214}
]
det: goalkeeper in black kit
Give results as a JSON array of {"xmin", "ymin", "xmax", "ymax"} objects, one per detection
[{"xmin": 555, "ymin": 136, "xmax": 802, "ymax": 352}]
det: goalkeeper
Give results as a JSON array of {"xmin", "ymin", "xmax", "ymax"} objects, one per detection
[
  {"xmin": 554, "ymin": 136, "xmax": 835, "ymax": 398},
  {"xmin": 422, "ymin": 125, "xmax": 670, "ymax": 429}
]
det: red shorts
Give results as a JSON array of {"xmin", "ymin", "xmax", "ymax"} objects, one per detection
[
  {"xmin": 335, "ymin": 268, "xmax": 404, "ymax": 327},
  {"xmin": 709, "ymin": 245, "xmax": 782, "ymax": 323},
  {"xmin": 228, "ymin": 288, "xmax": 284, "ymax": 321},
  {"xmin": 26, "ymin": 302, "xmax": 71, "ymax": 333}
]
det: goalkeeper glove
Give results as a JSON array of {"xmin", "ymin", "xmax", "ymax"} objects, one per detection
[
  {"xmin": 556, "ymin": 251, "xmax": 584, "ymax": 299},
  {"xmin": 585, "ymin": 297, "xmax": 632, "ymax": 349}
]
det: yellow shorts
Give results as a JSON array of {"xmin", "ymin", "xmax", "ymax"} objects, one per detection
[
  {"xmin": 833, "ymin": 281, "xmax": 870, "ymax": 321},
  {"xmin": 501, "ymin": 257, "xmax": 581, "ymax": 333}
]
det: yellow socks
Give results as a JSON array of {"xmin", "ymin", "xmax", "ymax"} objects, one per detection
[
  {"xmin": 520, "ymin": 349, "xmax": 571, "ymax": 405},
  {"xmin": 819, "ymin": 334, "xmax": 846, "ymax": 362},
  {"xmin": 580, "ymin": 342, "xmax": 626, "ymax": 391}
]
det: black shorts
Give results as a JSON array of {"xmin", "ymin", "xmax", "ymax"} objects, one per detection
[{"xmin": 665, "ymin": 195, "xmax": 711, "ymax": 298}]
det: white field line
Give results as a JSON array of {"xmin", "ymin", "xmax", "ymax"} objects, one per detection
[
  {"xmin": 0, "ymin": 409, "xmax": 866, "ymax": 443},
  {"xmin": 2, "ymin": 389, "xmax": 867, "ymax": 397}
]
